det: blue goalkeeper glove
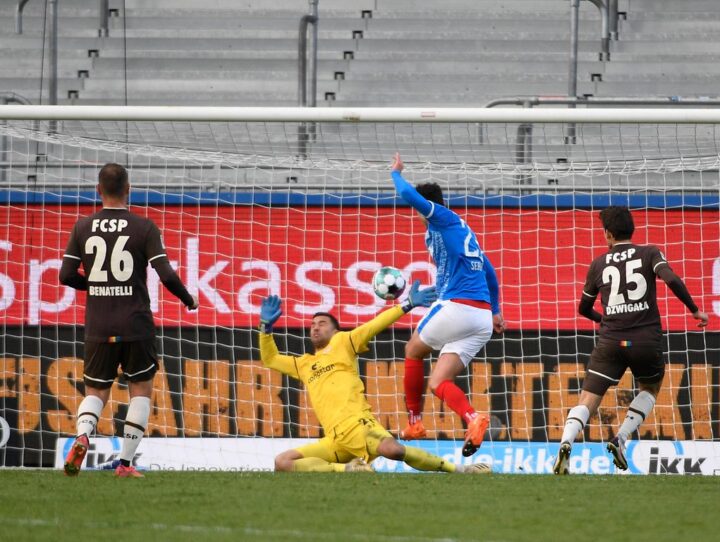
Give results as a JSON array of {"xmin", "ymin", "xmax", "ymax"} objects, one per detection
[
  {"xmin": 259, "ymin": 295, "xmax": 283, "ymax": 333},
  {"xmin": 401, "ymin": 280, "xmax": 437, "ymax": 312}
]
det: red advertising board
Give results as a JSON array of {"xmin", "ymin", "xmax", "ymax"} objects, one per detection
[{"xmin": 0, "ymin": 205, "xmax": 718, "ymax": 330}]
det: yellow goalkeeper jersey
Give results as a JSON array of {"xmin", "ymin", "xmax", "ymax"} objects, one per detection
[{"xmin": 259, "ymin": 305, "xmax": 406, "ymax": 433}]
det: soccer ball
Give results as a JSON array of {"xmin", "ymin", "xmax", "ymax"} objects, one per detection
[{"xmin": 372, "ymin": 266, "xmax": 407, "ymax": 300}]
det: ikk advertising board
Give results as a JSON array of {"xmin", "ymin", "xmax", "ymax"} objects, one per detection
[{"xmin": 53, "ymin": 437, "xmax": 720, "ymax": 475}]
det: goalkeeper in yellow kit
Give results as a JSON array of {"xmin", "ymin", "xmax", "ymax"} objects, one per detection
[{"xmin": 258, "ymin": 281, "xmax": 490, "ymax": 474}]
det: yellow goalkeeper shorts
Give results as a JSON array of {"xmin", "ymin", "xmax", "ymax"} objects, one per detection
[{"xmin": 296, "ymin": 412, "xmax": 393, "ymax": 464}]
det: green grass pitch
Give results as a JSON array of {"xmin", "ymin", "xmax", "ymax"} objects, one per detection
[{"xmin": 0, "ymin": 470, "xmax": 717, "ymax": 542}]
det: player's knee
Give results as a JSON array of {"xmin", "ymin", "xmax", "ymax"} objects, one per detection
[
  {"xmin": 404, "ymin": 341, "xmax": 419, "ymax": 358},
  {"xmin": 428, "ymin": 377, "xmax": 448, "ymax": 395},
  {"xmin": 405, "ymin": 335, "xmax": 430, "ymax": 359},
  {"xmin": 377, "ymin": 437, "xmax": 405, "ymax": 461},
  {"xmin": 638, "ymin": 381, "xmax": 661, "ymax": 396}
]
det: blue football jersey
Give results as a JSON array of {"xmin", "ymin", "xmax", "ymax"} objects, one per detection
[
  {"xmin": 424, "ymin": 204, "xmax": 492, "ymax": 301},
  {"xmin": 392, "ymin": 171, "xmax": 499, "ymax": 312}
]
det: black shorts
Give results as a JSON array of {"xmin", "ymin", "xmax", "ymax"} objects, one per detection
[
  {"xmin": 84, "ymin": 338, "xmax": 159, "ymax": 390},
  {"xmin": 582, "ymin": 339, "xmax": 664, "ymax": 396}
]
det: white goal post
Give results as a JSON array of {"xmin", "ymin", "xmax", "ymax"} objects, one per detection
[
  {"xmin": 5, "ymin": 105, "xmax": 720, "ymax": 122},
  {"xmin": 0, "ymin": 106, "xmax": 718, "ymax": 475}
]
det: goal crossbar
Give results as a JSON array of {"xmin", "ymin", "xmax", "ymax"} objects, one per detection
[{"xmin": 3, "ymin": 105, "xmax": 720, "ymax": 124}]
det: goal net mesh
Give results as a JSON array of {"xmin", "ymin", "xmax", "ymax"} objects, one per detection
[{"xmin": 0, "ymin": 115, "xmax": 718, "ymax": 473}]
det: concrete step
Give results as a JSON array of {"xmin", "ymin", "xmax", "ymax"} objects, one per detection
[
  {"xmin": 620, "ymin": 20, "xmax": 720, "ymax": 31},
  {"xmin": 118, "ymin": 0, "xmax": 580, "ymax": 13},
  {"xmin": 613, "ymin": 41, "xmax": 720, "ymax": 54},
  {"xmin": 619, "ymin": 30, "xmax": 720, "ymax": 40},
  {"xmin": 90, "ymin": 57, "xmax": 349, "ymax": 72},
  {"xmin": 374, "ymin": 0, "xmax": 581, "ymax": 14},
  {"xmin": 88, "ymin": 70, "xmax": 341, "ymax": 81},
  {"xmin": 329, "ymin": 89, "xmax": 608, "ymax": 105},
  {"xmin": 0, "ymin": 57, "xmax": 93, "ymax": 69},
  {"xmin": 114, "ymin": 28, "xmax": 355, "ymax": 39},
  {"xmin": 0, "ymin": 67, "xmax": 88, "ymax": 78},
  {"xmin": 0, "ymin": 17, "xmax": 107, "ymax": 37},
  {"xmin": 343, "ymin": 60, "xmax": 602, "ymax": 76},
  {"xmin": 350, "ymin": 50, "xmax": 599, "ymax": 61},
  {"xmin": 0, "ymin": 0, "xmax": 111, "ymax": 17},
  {"xmin": 355, "ymin": 39, "xmax": 600, "ymax": 54},
  {"xmin": 0, "ymin": 36, "xmax": 104, "ymax": 51},
  {"xmin": 334, "ymin": 78, "xmax": 585, "ymax": 93},
  {"xmin": 75, "ymin": 91, "xmax": 300, "ymax": 104},
  {"xmin": 72, "ymin": 97, "xmax": 302, "ymax": 106},
  {"xmin": 0, "ymin": 36, "xmax": 356, "ymax": 52},
  {"xmin": 625, "ymin": 11, "xmax": 720, "ymax": 22},
  {"xmin": 627, "ymin": 0, "xmax": 720, "ymax": 11},
  {"xmin": 359, "ymin": 29, "xmax": 600, "ymax": 40},
  {"xmin": 602, "ymin": 62, "xmax": 720, "ymax": 78},
  {"xmin": 340, "ymin": 73, "xmax": 588, "ymax": 85},
  {"xmin": 93, "ymin": 49, "xmax": 346, "ymax": 60},
  {"xmin": 0, "ymin": 77, "xmax": 81, "ymax": 90},
  {"xmin": 594, "ymin": 82, "xmax": 720, "ymax": 95},
  {"xmin": 122, "ymin": 0, "xmax": 371, "ymax": 11},
  {"xmin": 79, "ymin": 78, "xmax": 338, "ymax": 95},
  {"xmin": 108, "ymin": 16, "xmax": 360, "ymax": 31},
  {"xmin": 368, "ymin": 11, "xmax": 601, "ymax": 22},
  {"xmin": 610, "ymin": 52, "xmax": 720, "ymax": 62}
]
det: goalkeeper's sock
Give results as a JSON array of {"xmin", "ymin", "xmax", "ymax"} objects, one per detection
[
  {"xmin": 292, "ymin": 457, "xmax": 346, "ymax": 472},
  {"xmin": 76, "ymin": 395, "xmax": 104, "ymax": 437},
  {"xmin": 404, "ymin": 357, "xmax": 425, "ymax": 423},
  {"xmin": 560, "ymin": 405, "xmax": 590, "ymax": 445},
  {"xmin": 119, "ymin": 396, "xmax": 150, "ymax": 466},
  {"xmin": 617, "ymin": 390, "xmax": 656, "ymax": 442},
  {"xmin": 403, "ymin": 445, "xmax": 456, "ymax": 473},
  {"xmin": 433, "ymin": 380, "xmax": 475, "ymax": 422}
]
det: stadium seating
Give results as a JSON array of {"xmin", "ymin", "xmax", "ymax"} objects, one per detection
[
  {"xmin": 2, "ymin": 0, "xmax": 719, "ymax": 107},
  {"xmin": 1, "ymin": 0, "xmax": 719, "ymax": 191}
]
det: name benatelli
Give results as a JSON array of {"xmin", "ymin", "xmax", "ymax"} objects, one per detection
[{"xmin": 89, "ymin": 285, "xmax": 133, "ymax": 296}]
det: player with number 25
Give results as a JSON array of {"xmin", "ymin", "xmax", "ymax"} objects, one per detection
[{"xmin": 554, "ymin": 206, "xmax": 708, "ymax": 474}]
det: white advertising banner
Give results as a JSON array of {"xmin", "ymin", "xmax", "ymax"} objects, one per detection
[{"xmin": 55, "ymin": 438, "xmax": 720, "ymax": 475}]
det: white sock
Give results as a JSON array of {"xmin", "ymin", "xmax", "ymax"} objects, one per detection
[
  {"xmin": 617, "ymin": 390, "xmax": 656, "ymax": 442},
  {"xmin": 76, "ymin": 395, "xmax": 104, "ymax": 437},
  {"xmin": 561, "ymin": 405, "xmax": 590, "ymax": 446},
  {"xmin": 119, "ymin": 396, "xmax": 151, "ymax": 465}
]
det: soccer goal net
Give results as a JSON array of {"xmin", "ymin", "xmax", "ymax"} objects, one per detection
[{"xmin": 0, "ymin": 106, "xmax": 718, "ymax": 474}]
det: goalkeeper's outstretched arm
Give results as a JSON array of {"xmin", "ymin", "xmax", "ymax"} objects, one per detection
[
  {"xmin": 258, "ymin": 333, "xmax": 300, "ymax": 378},
  {"xmin": 349, "ymin": 280, "xmax": 437, "ymax": 352}
]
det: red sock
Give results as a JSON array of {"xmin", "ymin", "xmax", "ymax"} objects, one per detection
[
  {"xmin": 434, "ymin": 380, "xmax": 476, "ymax": 423},
  {"xmin": 404, "ymin": 358, "xmax": 425, "ymax": 423}
]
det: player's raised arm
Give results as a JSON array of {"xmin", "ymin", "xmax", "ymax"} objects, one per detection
[
  {"xmin": 390, "ymin": 153, "xmax": 433, "ymax": 216},
  {"xmin": 349, "ymin": 281, "xmax": 437, "ymax": 352},
  {"xmin": 145, "ymin": 222, "xmax": 198, "ymax": 310},
  {"xmin": 257, "ymin": 295, "xmax": 300, "ymax": 378},
  {"xmin": 655, "ymin": 263, "xmax": 709, "ymax": 328},
  {"xmin": 59, "ymin": 223, "xmax": 88, "ymax": 290}
]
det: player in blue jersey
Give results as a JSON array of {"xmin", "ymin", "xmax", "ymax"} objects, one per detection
[{"xmin": 391, "ymin": 153, "xmax": 505, "ymax": 457}]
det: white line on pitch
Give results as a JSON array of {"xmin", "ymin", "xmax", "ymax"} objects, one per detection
[{"xmin": 0, "ymin": 518, "xmax": 509, "ymax": 542}]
